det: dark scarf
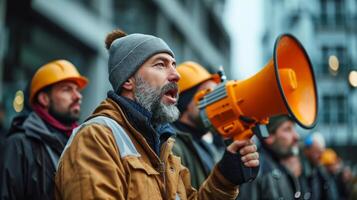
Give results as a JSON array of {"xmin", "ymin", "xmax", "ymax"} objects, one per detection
[
  {"xmin": 32, "ymin": 104, "xmax": 77, "ymax": 137},
  {"xmin": 107, "ymin": 91, "xmax": 175, "ymax": 155}
]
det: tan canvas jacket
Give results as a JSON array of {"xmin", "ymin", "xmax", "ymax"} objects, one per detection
[{"xmin": 55, "ymin": 98, "xmax": 239, "ymax": 200}]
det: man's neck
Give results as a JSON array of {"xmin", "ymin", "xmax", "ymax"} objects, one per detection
[{"xmin": 120, "ymin": 90, "xmax": 135, "ymax": 101}]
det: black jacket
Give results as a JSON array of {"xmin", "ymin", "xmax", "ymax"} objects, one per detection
[
  {"xmin": 171, "ymin": 121, "xmax": 222, "ymax": 189},
  {"xmin": 0, "ymin": 112, "xmax": 69, "ymax": 200},
  {"xmin": 237, "ymin": 147, "xmax": 303, "ymax": 200},
  {"xmin": 300, "ymin": 154, "xmax": 339, "ymax": 200}
]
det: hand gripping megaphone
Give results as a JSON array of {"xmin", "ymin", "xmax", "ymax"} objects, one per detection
[{"xmin": 195, "ymin": 34, "xmax": 318, "ymax": 181}]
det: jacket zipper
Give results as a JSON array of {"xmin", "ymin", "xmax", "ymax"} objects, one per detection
[
  {"xmin": 158, "ymin": 161, "xmax": 167, "ymax": 199},
  {"xmin": 159, "ymin": 141, "xmax": 169, "ymax": 199}
]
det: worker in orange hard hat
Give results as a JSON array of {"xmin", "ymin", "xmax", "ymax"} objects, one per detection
[
  {"xmin": 172, "ymin": 61, "xmax": 226, "ymax": 189},
  {"xmin": 0, "ymin": 60, "xmax": 88, "ymax": 200},
  {"xmin": 321, "ymin": 148, "xmax": 353, "ymax": 199}
]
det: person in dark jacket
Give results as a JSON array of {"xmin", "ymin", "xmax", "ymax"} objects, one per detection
[
  {"xmin": 238, "ymin": 115, "xmax": 305, "ymax": 200},
  {"xmin": 0, "ymin": 60, "xmax": 88, "ymax": 200},
  {"xmin": 301, "ymin": 133, "xmax": 339, "ymax": 200},
  {"xmin": 172, "ymin": 61, "xmax": 224, "ymax": 189},
  {"xmin": 321, "ymin": 148, "xmax": 353, "ymax": 200}
]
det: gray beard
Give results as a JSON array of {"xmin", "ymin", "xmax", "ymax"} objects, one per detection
[
  {"xmin": 133, "ymin": 76, "xmax": 180, "ymax": 125},
  {"xmin": 270, "ymin": 142, "xmax": 299, "ymax": 159}
]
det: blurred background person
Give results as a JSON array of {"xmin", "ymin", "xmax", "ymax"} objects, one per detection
[
  {"xmin": 321, "ymin": 148, "xmax": 353, "ymax": 199},
  {"xmin": 301, "ymin": 133, "xmax": 339, "ymax": 200},
  {"xmin": 0, "ymin": 60, "xmax": 88, "ymax": 200},
  {"xmin": 172, "ymin": 61, "xmax": 224, "ymax": 189},
  {"xmin": 238, "ymin": 115, "xmax": 304, "ymax": 199}
]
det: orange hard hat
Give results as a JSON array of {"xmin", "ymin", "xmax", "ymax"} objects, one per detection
[
  {"xmin": 177, "ymin": 61, "xmax": 220, "ymax": 93},
  {"xmin": 320, "ymin": 148, "xmax": 338, "ymax": 166},
  {"xmin": 30, "ymin": 60, "xmax": 88, "ymax": 105}
]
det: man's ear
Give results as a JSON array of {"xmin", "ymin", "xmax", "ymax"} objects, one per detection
[
  {"xmin": 122, "ymin": 77, "xmax": 135, "ymax": 91},
  {"xmin": 37, "ymin": 92, "xmax": 50, "ymax": 108}
]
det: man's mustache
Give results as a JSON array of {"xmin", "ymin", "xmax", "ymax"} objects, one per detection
[
  {"xmin": 70, "ymin": 100, "xmax": 81, "ymax": 108},
  {"xmin": 160, "ymin": 82, "xmax": 179, "ymax": 97}
]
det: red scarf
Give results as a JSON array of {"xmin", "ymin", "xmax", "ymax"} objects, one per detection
[{"xmin": 32, "ymin": 104, "xmax": 78, "ymax": 137}]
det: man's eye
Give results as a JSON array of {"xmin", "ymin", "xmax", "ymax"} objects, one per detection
[
  {"xmin": 62, "ymin": 87, "xmax": 71, "ymax": 91},
  {"xmin": 154, "ymin": 63, "xmax": 165, "ymax": 68}
]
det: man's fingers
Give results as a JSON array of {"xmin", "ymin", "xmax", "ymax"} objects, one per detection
[
  {"xmin": 239, "ymin": 144, "xmax": 257, "ymax": 156},
  {"xmin": 241, "ymin": 152, "xmax": 259, "ymax": 162},
  {"xmin": 244, "ymin": 159, "xmax": 259, "ymax": 167}
]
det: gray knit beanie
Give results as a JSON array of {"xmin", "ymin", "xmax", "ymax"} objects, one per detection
[{"xmin": 108, "ymin": 33, "xmax": 175, "ymax": 93}]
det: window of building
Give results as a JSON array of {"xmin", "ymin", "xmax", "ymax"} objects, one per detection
[
  {"xmin": 336, "ymin": 95, "xmax": 347, "ymax": 124},
  {"xmin": 319, "ymin": 0, "xmax": 346, "ymax": 28},
  {"xmin": 168, "ymin": 24, "xmax": 184, "ymax": 63},
  {"xmin": 113, "ymin": 1, "xmax": 157, "ymax": 34},
  {"xmin": 322, "ymin": 94, "xmax": 348, "ymax": 125},
  {"xmin": 323, "ymin": 95, "xmax": 331, "ymax": 124}
]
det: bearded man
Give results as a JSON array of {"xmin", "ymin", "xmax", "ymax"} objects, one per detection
[
  {"xmin": 54, "ymin": 30, "xmax": 260, "ymax": 200},
  {"xmin": 0, "ymin": 60, "xmax": 87, "ymax": 200},
  {"xmin": 237, "ymin": 115, "xmax": 304, "ymax": 200}
]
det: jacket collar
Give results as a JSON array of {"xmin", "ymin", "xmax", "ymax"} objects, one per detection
[
  {"xmin": 8, "ymin": 112, "xmax": 67, "ymax": 152},
  {"xmin": 105, "ymin": 91, "xmax": 175, "ymax": 155},
  {"xmin": 32, "ymin": 104, "xmax": 77, "ymax": 137}
]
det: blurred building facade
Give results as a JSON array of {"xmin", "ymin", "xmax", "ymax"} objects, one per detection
[
  {"xmin": 0, "ymin": 0, "xmax": 231, "ymax": 127},
  {"xmin": 262, "ymin": 0, "xmax": 357, "ymax": 153}
]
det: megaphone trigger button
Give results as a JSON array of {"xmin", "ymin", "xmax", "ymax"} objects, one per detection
[{"xmin": 239, "ymin": 116, "xmax": 256, "ymax": 124}]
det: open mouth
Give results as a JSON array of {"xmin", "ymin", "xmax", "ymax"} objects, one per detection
[
  {"xmin": 70, "ymin": 102, "xmax": 81, "ymax": 110},
  {"xmin": 163, "ymin": 88, "xmax": 178, "ymax": 104}
]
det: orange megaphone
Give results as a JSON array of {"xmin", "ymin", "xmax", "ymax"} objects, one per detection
[{"xmin": 195, "ymin": 33, "xmax": 318, "ymax": 141}]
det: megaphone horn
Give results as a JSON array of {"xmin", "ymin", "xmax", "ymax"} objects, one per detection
[{"xmin": 196, "ymin": 33, "xmax": 318, "ymax": 141}]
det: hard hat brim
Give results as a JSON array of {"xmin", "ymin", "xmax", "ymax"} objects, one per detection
[{"xmin": 30, "ymin": 76, "xmax": 88, "ymax": 106}]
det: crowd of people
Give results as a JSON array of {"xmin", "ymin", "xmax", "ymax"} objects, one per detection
[{"xmin": 0, "ymin": 29, "xmax": 356, "ymax": 200}]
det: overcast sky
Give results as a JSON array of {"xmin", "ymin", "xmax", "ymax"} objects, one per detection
[{"xmin": 224, "ymin": 0, "xmax": 264, "ymax": 80}]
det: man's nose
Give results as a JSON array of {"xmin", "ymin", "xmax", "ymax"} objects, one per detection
[
  {"xmin": 73, "ymin": 89, "xmax": 82, "ymax": 101},
  {"xmin": 292, "ymin": 130, "xmax": 300, "ymax": 141},
  {"xmin": 168, "ymin": 66, "xmax": 180, "ymax": 83}
]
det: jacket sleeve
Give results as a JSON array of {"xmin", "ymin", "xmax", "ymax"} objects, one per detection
[
  {"xmin": 0, "ymin": 134, "xmax": 30, "ymax": 200},
  {"xmin": 180, "ymin": 164, "xmax": 239, "ymax": 200},
  {"xmin": 55, "ymin": 124, "xmax": 127, "ymax": 200}
]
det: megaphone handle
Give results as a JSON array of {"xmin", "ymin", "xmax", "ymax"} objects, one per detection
[{"xmin": 232, "ymin": 129, "xmax": 259, "ymax": 182}]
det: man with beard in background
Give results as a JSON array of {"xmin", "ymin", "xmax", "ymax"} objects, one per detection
[
  {"xmin": 238, "ymin": 115, "xmax": 304, "ymax": 200},
  {"xmin": 0, "ymin": 60, "xmax": 88, "ymax": 200},
  {"xmin": 55, "ymin": 29, "xmax": 260, "ymax": 200}
]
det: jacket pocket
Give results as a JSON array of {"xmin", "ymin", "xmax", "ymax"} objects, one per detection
[{"xmin": 125, "ymin": 156, "xmax": 162, "ymax": 200}]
